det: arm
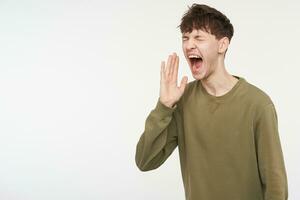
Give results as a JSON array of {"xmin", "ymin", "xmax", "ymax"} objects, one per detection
[
  {"xmin": 255, "ymin": 103, "xmax": 288, "ymax": 200},
  {"xmin": 135, "ymin": 98, "xmax": 180, "ymax": 171},
  {"xmin": 135, "ymin": 52, "xmax": 187, "ymax": 172}
]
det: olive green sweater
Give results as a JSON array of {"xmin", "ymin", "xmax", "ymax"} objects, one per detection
[{"xmin": 135, "ymin": 75, "xmax": 288, "ymax": 200}]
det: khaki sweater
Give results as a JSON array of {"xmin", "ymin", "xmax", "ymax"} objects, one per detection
[{"xmin": 135, "ymin": 75, "xmax": 288, "ymax": 200}]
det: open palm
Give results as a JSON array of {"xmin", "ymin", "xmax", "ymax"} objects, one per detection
[{"xmin": 159, "ymin": 52, "xmax": 188, "ymax": 108}]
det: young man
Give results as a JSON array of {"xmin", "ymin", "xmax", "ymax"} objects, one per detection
[{"xmin": 135, "ymin": 4, "xmax": 288, "ymax": 200}]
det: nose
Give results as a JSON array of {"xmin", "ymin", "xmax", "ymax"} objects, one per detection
[{"xmin": 186, "ymin": 39, "xmax": 196, "ymax": 50}]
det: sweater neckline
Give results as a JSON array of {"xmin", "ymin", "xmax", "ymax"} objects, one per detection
[{"xmin": 197, "ymin": 75, "xmax": 246, "ymax": 102}]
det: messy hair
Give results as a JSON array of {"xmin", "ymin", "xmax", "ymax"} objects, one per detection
[{"xmin": 178, "ymin": 4, "xmax": 234, "ymax": 45}]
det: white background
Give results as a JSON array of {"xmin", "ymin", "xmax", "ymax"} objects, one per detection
[{"xmin": 0, "ymin": 0, "xmax": 299, "ymax": 199}]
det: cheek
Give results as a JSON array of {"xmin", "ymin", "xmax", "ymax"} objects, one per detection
[
  {"xmin": 182, "ymin": 43, "xmax": 187, "ymax": 53},
  {"xmin": 205, "ymin": 44, "xmax": 219, "ymax": 58},
  {"xmin": 182, "ymin": 44, "xmax": 186, "ymax": 52}
]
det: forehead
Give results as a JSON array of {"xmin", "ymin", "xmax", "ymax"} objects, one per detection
[{"xmin": 182, "ymin": 28, "xmax": 210, "ymax": 36}]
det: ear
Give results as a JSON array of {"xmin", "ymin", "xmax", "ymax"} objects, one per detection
[{"xmin": 218, "ymin": 37, "xmax": 230, "ymax": 54}]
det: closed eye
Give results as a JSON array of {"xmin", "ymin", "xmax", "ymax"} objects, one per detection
[
  {"xmin": 195, "ymin": 36, "xmax": 205, "ymax": 41},
  {"xmin": 182, "ymin": 36, "xmax": 188, "ymax": 41}
]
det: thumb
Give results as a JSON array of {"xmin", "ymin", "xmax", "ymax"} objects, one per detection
[{"xmin": 179, "ymin": 76, "xmax": 188, "ymax": 93}]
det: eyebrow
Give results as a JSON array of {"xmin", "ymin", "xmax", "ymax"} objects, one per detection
[{"xmin": 182, "ymin": 35, "xmax": 205, "ymax": 39}]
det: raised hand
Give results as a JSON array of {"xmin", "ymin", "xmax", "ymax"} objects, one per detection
[{"xmin": 159, "ymin": 52, "xmax": 188, "ymax": 108}]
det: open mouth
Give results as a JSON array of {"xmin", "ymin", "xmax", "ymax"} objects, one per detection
[{"xmin": 189, "ymin": 57, "xmax": 203, "ymax": 66}]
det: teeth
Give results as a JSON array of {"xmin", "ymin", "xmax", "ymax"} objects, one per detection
[{"xmin": 188, "ymin": 55, "xmax": 201, "ymax": 59}]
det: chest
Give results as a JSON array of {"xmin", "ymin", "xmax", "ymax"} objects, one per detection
[{"xmin": 181, "ymin": 100, "xmax": 254, "ymax": 149}]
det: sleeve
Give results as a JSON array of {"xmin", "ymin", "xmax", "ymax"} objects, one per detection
[
  {"xmin": 254, "ymin": 103, "xmax": 288, "ymax": 200},
  {"xmin": 135, "ymin": 97, "xmax": 181, "ymax": 171}
]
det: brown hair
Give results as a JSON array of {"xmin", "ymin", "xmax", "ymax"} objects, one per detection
[{"xmin": 178, "ymin": 4, "xmax": 234, "ymax": 43}]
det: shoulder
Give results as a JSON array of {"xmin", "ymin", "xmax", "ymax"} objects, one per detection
[
  {"xmin": 185, "ymin": 79, "xmax": 198, "ymax": 94},
  {"xmin": 243, "ymin": 79, "xmax": 274, "ymax": 107},
  {"xmin": 182, "ymin": 79, "xmax": 198, "ymax": 100},
  {"xmin": 242, "ymin": 79, "xmax": 277, "ymax": 123},
  {"xmin": 175, "ymin": 79, "xmax": 197, "ymax": 109}
]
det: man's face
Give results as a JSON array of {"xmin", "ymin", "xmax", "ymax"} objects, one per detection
[{"xmin": 182, "ymin": 28, "xmax": 225, "ymax": 80}]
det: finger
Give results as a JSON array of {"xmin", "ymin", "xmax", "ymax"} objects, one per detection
[
  {"xmin": 165, "ymin": 55, "xmax": 172, "ymax": 76},
  {"xmin": 179, "ymin": 76, "xmax": 188, "ymax": 93},
  {"xmin": 169, "ymin": 53, "xmax": 176, "ymax": 76},
  {"xmin": 173, "ymin": 55, "xmax": 179, "ymax": 81},
  {"xmin": 160, "ymin": 61, "xmax": 165, "ymax": 81}
]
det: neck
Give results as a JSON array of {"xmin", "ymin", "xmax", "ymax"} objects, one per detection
[{"xmin": 200, "ymin": 58, "xmax": 239, "ymax": 97}]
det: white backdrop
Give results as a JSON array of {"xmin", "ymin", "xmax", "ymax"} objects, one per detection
[{"xmin": 0, "ymin": 0, "xmax": 299, "ymax": 199}]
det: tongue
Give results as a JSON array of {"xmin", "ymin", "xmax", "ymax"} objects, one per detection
[{"xmin": 194, "ymin": 60, "xmax": 202, "ymax": 69}]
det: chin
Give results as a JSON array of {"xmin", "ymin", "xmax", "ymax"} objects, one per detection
[
  {"xmin": 192, "ymin": 73, "xmax": 205, "ymax": 80},
  {"xmin": 189, "ymin": 65, "xmax": 206, "ymax": 80}
]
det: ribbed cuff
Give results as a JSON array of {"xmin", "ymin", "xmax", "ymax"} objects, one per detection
[{"xmin": 154, "ymin": 98, "xmax": 177, "ymax": 118}]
